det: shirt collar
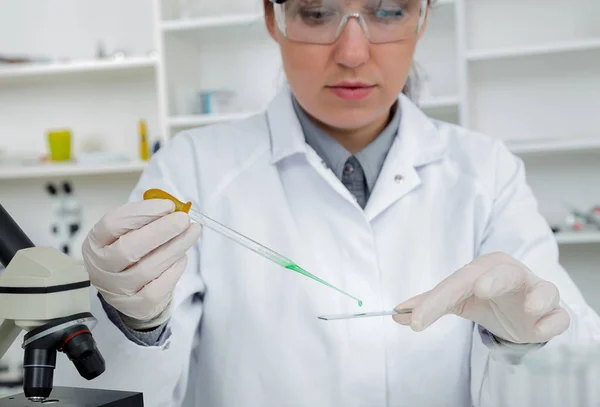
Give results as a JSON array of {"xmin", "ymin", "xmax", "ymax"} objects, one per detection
[
  {"xmin": 355, "ymin": 103, "xmax": 401, "ymax": 191},
  {"xmin": 292, "ymin": 95, "xmax": 401, "ymax": 192},
  {"xmin": 267, "ymin": 86, "xmax": 446, "ymax": 168}
]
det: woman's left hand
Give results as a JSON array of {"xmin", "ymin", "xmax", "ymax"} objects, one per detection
[{"xmin": 393, "ymin": 252, "xmax": 570, "ymax": 344}]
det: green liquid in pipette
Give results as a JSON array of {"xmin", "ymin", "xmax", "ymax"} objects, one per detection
[{"xmin": 284, "ymin": 263, "xmax": 363, "ymax": 307}]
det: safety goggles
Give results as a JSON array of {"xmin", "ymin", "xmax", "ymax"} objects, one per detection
[{"xmin": 269, "ymin": 0, "xmax": 429, "ymax": 45}]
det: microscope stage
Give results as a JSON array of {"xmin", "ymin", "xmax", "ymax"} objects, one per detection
[{"xmin": 0, "ymin": 387, "xmax": 143, "ymax": 407}]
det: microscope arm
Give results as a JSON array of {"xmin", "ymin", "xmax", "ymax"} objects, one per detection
[
  {"xmin": 0, "ymin": 319, "xmax": 21, "ymax": 361},
  {"xmin": 0, "ymin": 202, "xmax": 35, "ymax": 361}
]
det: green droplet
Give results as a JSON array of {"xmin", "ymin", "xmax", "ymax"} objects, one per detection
[{"xmin": 358, "ymin": 300, "xmax": 363, "ymax": 307}]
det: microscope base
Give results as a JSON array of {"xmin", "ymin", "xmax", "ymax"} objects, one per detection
[{"xmin": 0, "ymin": 387, "xmax": 143, "ymax": 406}]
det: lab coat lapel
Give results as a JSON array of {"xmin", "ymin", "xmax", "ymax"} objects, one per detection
[
  {"xmin": 267, "ymin": 87, "xmax": 367, "ymax": 209},
  {"xmin": 364, "ymin": 95, "xmax": 447, "ymax": 222},
  {"xmin": 266, "ymin": 88, "xmax": 447, "ymax": 215}
]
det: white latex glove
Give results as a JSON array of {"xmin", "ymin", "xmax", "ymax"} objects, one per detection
[
  {"xmin": 82, "ymin": 199, "xmax": 201, "ymax": 330},
  {"xmin": 393, "ymin": 252, "xmax": 570, "ymax": 344}
]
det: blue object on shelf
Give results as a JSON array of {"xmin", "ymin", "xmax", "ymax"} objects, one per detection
[
  {"xmin": 201, "ymin": 91, "xmax": 214, "ymax": 114},
  {"xmin": 197, "ymin": 90, "xmax": 236, "ymax": 115},
  {"xmin": 152, "ymin": 140, "xmax": 161, "ymax": 154}
]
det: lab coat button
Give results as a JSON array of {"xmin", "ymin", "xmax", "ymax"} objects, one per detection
[{"xmin": 394, "ymin": 174, "xmax": 404, "ymax": 183}]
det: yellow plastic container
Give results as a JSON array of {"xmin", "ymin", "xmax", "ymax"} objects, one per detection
[
  {"xmin": 47, "ymin": 129, "xmax": 72, "ymax": 162},
  {"xmin": 139, "ymin": 120, "xmax": 149, "ymax": 161}
]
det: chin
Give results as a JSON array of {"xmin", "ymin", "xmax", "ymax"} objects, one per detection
[{"xmin": 316, "ymin": 103, "xmax": 384, "ymax": 129}]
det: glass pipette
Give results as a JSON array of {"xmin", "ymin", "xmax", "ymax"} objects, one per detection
[
  {"xmin": 317, "ymin": 309, "xmax": 412, "ymax": 321},
  {"xmin": 143, "ymin": 188, "xmax": 363, "ymax": 307}
]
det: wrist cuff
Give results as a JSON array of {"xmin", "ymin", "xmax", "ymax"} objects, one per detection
[{"xmin": 119, "ymin": 302, "xmax": 173, "ymax": 330}]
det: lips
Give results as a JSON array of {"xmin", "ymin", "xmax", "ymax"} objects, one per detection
[{"xmin": 327, "ymin": 82, "xmax": 376, "ymax": 101}]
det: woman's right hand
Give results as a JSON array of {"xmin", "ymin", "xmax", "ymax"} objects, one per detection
[{"xmin": 82, "ymin": 199, "xmax": 202, "ymax": 330}]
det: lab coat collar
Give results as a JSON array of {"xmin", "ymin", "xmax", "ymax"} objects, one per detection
[
  {"xmin": 268, "ymin": 86, "xmax": 308, "ymax": 164},
  {"xmin": 393, "ymin": 92, "xmax": 447, "ymax": 168},
  {"xmin": 362, "ymin": 96, "xmax": 447, "ymax": 220},
  {"xmin": 267, "ymin": 86, "xmax": 447, "ymax": 168}
]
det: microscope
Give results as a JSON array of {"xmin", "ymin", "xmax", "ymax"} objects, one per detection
[{"xmin": 0, "ymin": 203, "xmax": 143, "ymax": 406}]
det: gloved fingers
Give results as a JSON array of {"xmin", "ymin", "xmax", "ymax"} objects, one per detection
[
  {"xmin": 95, "ymin": 211, "xmax": 192, "ymax": 272},
  {"xmin": 473, "ymin": 263, "xmax": 530, "ymax": 300},
  {"xmin": 408, "ymin": 270, "xmax": 479, "ymax": 332},
  {"xmin": 524, "ymin": 280, "xmax": 561, "ymax": 317},
  {"xmin": 533, "ymin": 307, "xmax": 570, "ymax": 342},
  {"xmin": 392, "ymin": 292, "xmax": 427, "ymax": 325},
  {"xmin": 407, "ymin": 255, "xmax": 515, "ymax": 331},
  {"xmin": 94, "ymin": 222, "xmax": 201, "ymax": 295},
  {"xmin": 392, "ymin": 312, "xmax": 413, "ymax": 326},
  {"xmin": 394, "ymin": 291, "xmax": 428, "ymax": 312},
  {"xmin": 102, "ymin": 256, "xmax": 188, "ymax": 322},
  {"xmin": 127, "ymin": 255, "xmax": 189, "ymax": 321},
  {"xmin": 90, "ymin": 199, "xmax": 175, "ymax": 247}
]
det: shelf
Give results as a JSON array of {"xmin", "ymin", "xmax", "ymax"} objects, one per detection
[
  {"xmin": 506, "ymin": 137, "xmax": 600, "ymax": 155},
  {"xmin": 0, "ymin": 56, "xmax": 157, "ymax": 82},
  {"xmin": 555, "ymin": 232, "xmax": 600, "ymax": 245},
  {"xmin": 0, "ymin": 161, "xmax": 147, "ymax": 180},
  {"xmin": 418, "ymin": 96, "xmax": 460, "ymax": 109},
  {"xmin": 168, "ymin": 112, "xmax": 260, "ymax": 128},
  {"xmin": 161, "ymin": 13, "xmax": 263, "ymax": 32},
  {"xmin": 467, "ymin": 38, "xmax": 600, "ymax": 61}
]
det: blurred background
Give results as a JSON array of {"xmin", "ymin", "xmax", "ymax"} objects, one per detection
[{"xmin": 0, "ymin": 0, "xmax": 599, "ymax": 404}]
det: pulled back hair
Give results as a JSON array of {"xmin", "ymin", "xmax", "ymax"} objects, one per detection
[{"xmin": 262, "ymin": 0, "xmax": 436, "ymax": 100}]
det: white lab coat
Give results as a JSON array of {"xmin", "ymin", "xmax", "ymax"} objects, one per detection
[{"xmin": 55, "ymin": 87, "xmax": 600, "ymax": 407}]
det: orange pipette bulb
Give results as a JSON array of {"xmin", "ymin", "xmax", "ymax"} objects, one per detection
[{"xmin": 143, "ymin": 188, "xmax": 192, "ymax": 213}]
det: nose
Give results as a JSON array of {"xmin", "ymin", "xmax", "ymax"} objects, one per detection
[{"xmin": 332, "ymin": 17, "xmax": 370, "ymax": 69}]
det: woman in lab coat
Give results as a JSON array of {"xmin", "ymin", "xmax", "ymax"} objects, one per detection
[{"xmin": 56, "ymin": 0, "xmax": 600, "ymax": 406}]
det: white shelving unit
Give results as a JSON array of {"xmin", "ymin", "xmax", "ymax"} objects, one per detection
[
  {"xmin": 0, "ymin": 56, "xmax": 157, "ymax": 82},
  {"xmin": 0, "ymin": 161, "xmax": 146, "ymax": 180},
  {"xmin": 506, "ymin": 137, "xmax": 600, "ymax": 155},
  {"xmin": 161, "ymin": 13, "xmax": 263, "ymax": 32},
  {"xmin": 555, "ymin": 232, "xmax": 600, "ymax": 245},
  {"xmin": 467, "ymin": 38, "xmax": 600, "ymax": 61},
  {"xmin": 419, "ymin": 96, "xmax": 460, "ymax": 110},
  {"xmin": 168, "ymin": 112, "xmax": 260, "ymax": 129},
  {"xmin": 156, "ymin": 2, "xmax": 280, "ymax": 139},
  {"xmin": 0, "ymin": 0, "xmax": 158, "ymax": 268},
  {"xmin": 0, "ymin": 0, "xmax": 159, "ymax": 177}
]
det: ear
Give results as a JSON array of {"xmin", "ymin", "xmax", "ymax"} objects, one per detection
[
  {"xmin": 263, "ymin": 1, "xmax": 278, "ymax": 42},
  {"xmin": 417, "ymin": 3, "xmax": 430, "ymax": 40}
]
